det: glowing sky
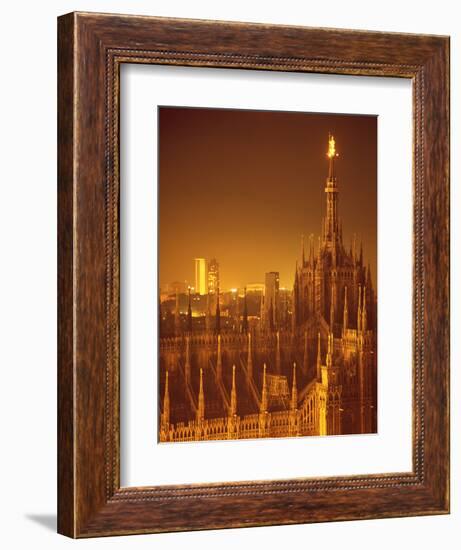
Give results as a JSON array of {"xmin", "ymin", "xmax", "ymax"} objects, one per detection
[{"xmin": 159, "ymin": 107, "xmax": 377, "ymax": 291}]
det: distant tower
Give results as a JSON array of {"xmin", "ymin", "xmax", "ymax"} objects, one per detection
[
  {"xmin": 264, "ymin": 272, "xmax": 279, "ymax": 330},
  {"xmin": 207, "ymin": 258, "xmax": 220, "ymax": 294},
  {"xmin": 194, "ymin": 258, "xmax": 207, "ymax": 295}
]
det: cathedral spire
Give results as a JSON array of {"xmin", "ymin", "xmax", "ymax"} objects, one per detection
[
  {"xmin": 184, "ymin": 335, "xmax": 191, "ymax": 385},
  {"xmin": 260, "ymin": 364, "xmax": 268, "ymax": 413},
  {"xmin": 343, "ymin": 286, "xmax": 349, "ymax": 331},
  {"xmin": 357, "ymin": 284, "xmax": 362, "ymax": 332},
  {"xmin": 216, "ymin": 334, "xmax": 222, "ymax": 380},
  {"xmin": 196, "ymin": 368, "xmax": 205, "ymax": 422},
  {"xmin": 162, "ymin": 370, "xmax": 170, "ymax": 428},
  {"xmin": 235, "ymin": 288, "xmax": 240, "ymax": 333},
  {"xmin": 329, "ymin": 282, "xmax": 336, "ymax": 331},
  {"xmin": 242, "ymin": 287, "xmax": 249, "ymax": 334},
  {"xmin": 326, "ymin": 333, "xmax": 333, "ymax": 369},
  {"xmin": 269, "ymin": 300, "xmax": 275, "ymax": 332},
  {"xmin": 187, "ymin": 287, "xmax": 192, "ymax": 334},
  {"xmin": 215, "ymin": 286, "xmax": 221, "ymax": 334},
  {"xmin": 301, "ymin": 234, "xmax": 305, "ymax": 267},
  {"xmin": 247, "ymin": 331, "xmax": 253, "ymax": 381},
  {"xmin": 323, "ymin": 134, "xmax": 340, "ymax": 251},
  {"xmin": 327, "ymin": 133, "xmax": 338, "ymax": 180},
  {"xmin": 316, "ymin": 332, "xmax": 322, "ymax": 380},
  {"xmin": 362, "ymin": 286, "xmax": 368, "ymax": 332},
  {"xmin": 366, "ymin": 263, "xmax": 373, "ymax": 291},
  {"xmin": 275, "ymin": 330, "xmax": 281, "ymax": 373},
  {"xmin": 230, "ymin": 365, "xmax": 237, "ymax": 416},
  {"xmin": 291, "ymin": 363, "xmax": 298, "ymax": 411}
]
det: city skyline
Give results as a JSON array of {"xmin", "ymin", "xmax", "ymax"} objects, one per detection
[{"xmin": 159, "ymin": 106, "xmax": 377, "ymax": 290}]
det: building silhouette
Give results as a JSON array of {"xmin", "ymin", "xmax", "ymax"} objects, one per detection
[{"xmin": 159, "ymin": 135, "xmax": 377, "ymax": 442}]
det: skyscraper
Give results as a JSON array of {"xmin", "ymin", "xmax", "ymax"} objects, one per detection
[
  {"xmin": 194, "ymin": 258, "xmax": 207, "ymax": 295},
  {"xmin": 264, "ymin": 272, "xmax": 280, "ymax": 329},
  {"xmin": 207, "ymin": 258, "xmax": 219, "ymax": 294}
]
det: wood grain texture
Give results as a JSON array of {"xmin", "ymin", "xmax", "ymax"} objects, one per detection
[
  {"xmin": 57, "ymin": 11, "xmax": 450, "ymax": 538},
  {"xmin": 57, "ymin": 13, "xmax": 75, "ymax": 538}
]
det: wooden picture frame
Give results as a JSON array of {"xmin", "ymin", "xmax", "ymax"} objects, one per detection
[{"xmin": 57, "ymin": 12, "xmax": 450, "ymax": 537}]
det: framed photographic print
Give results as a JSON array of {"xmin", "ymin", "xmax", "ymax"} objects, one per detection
[{"xmin": 58, "ymin": 12, "xmax": 450, "ymax": 537}]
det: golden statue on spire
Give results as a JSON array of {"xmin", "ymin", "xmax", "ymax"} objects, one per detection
[{"xmin": 327, "ymin": 133, "xmax": 338, "ymax": 159}]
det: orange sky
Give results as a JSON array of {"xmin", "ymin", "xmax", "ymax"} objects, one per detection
[{"xmin": 159, "ymin": 107, "xmax": 377, "ymax": 290}]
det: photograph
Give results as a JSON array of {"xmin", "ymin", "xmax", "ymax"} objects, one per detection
[{"xmin": 158, "ymin": 106, "xmax": 378, "ymax": 443}]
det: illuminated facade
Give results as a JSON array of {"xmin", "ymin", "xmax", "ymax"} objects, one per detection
[
  {"xmin": 194, "ymin": 258, "xmax": 207, "ymax": 295},
  {"xmin": 159, "ymin": 136, "xmax": 377, "ymax": 442}
]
